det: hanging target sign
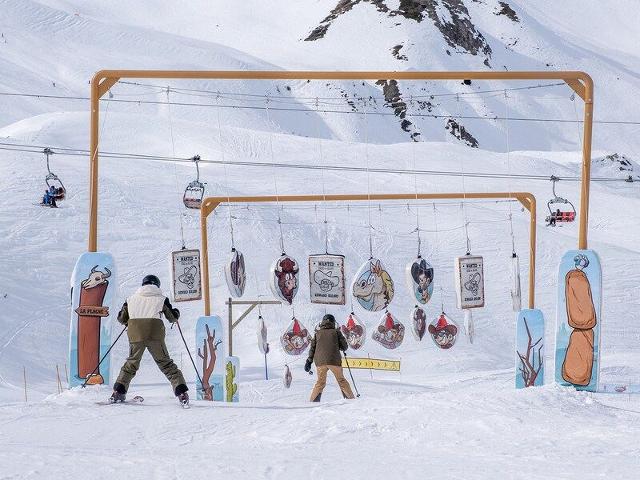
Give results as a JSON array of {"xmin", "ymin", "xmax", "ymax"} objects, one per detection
[
  {"xmin": 225, "ymin": 248, "xmax": 246, "ymax": 298},
  {"xmin": 280, "ymin": 317, "xmax": 312, "ymax": 355},
  {"xmin": 340, "ymin": 312, "xmax": 366, "ymax": 350},
  {"xmin": 406, "ymin": 257, "xmax": 434, "ymax": 305},
  {"xmin": 372, "ymin": 310, "xmax": 404, "ymax": 349},
  {"xmin": 308, "ymin": 254, "xmax": 345, "ymax": 305},
  {"xmin": 270, "ymin": 254, "xmax": 300, "ymax": 305},
  {"xmin": 429, "ymin": 312, "xmax": 459, "ymax": 350},
  {"xmin": 170, "ymin": 249, "xmax": 202, "ymax": 302},
  {"xmin": 454, "ymin": 255, "xmax": 485, "ymax": 309},
  {"xmin": 352, "ymin": 258, "xmax": 395, "ymax": 312}
]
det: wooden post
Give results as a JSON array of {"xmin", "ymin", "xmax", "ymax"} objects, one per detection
[
  {"xmin": 56, "ymin": 365, "xmax": 63, "ymax": 394},
  {"xmin": 64, "ymin": 363, "xmax": 69, "ymax": 384},
  {"xmin": 23, "ymin": 366, "xmax": 27, "ymax": 403}
]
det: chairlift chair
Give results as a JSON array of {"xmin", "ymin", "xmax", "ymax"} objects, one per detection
[
  {"xmin": 545, "ymin": 176, "xmax": 576, "ymax": 226},
  {"xmin": 43, "ymin": 148, "xmax": 66, "ymax": 201},
  {"xmin": 183, "ymin": 155, "xmax": 205, "ymax": 209}
]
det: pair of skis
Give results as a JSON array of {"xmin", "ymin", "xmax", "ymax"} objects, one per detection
[{"xmin": 98, "ymin": 395, "xmax": 190, "ymax": 409}]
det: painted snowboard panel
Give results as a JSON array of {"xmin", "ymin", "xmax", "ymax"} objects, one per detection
[
  {"xmin": 68, "ymin": 252, "xmax": 117, "ymax": 388},
  {"xmin": 555, "ymin": 249, "xmax": 602, "ymax": 392},
  {"xmin": 225, "ymin": 356, "xmax": 239, "ymax": 402},
  {"xmin": 195, "ymin": 316, "xmax": 226, "ymax": 401},
  {"xmin": 515, "ymin": 309, "xmax": 545, "ymax": 389}
]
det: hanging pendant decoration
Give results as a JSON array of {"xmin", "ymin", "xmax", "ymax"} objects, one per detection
[
  {"xmin": 280, "ymin": 317, "xmax": 312, "ymax": 355},
  {"xmin": 225, "ymin": 248, "xmax": 246, "ymax": 298},
  {"xmin": 257, "ymin": 315, "xmax": 269, "ymax": 355},
  {"xmin": 428, "ymin": 312, "xmax": 459, "ymax": 350},
  {"xmin": 406, "ymin": 257, "xmax": 434, "ymax": 305},
  {"xmin": 410, "ymin": 306, "xmax": 427, "ymax": 341},
  {"xmin": 308, "ymin": 254, "xmax": 346, "ymax": 305},
  {"xmin": 510, "ymin": 253, "xmax": 522, "ymax": 312},
  {"xmin": 270, "ymin": 254, "xmax": 300, "ymax": 305},
  {"xmin": 340, "ymin": 312, "xmax": 366, "ymax": 350},
  {"xmin": 283, "ymin": 364, "xmax": 292, "ymax": 388},
  {"xmin": 372, "ymin": 310, "xmax": 404, "ymax": 349},
  {"xmin": 352, "ymin": 258, "xmax": 395, "ymax": 312}
]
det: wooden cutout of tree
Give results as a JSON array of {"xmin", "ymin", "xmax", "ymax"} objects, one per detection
[
  {"xmin": 197, "ymin": 324, "xmax": 222, "ymax": 400},
  {"xmin": 517, "ymin": 317, "xmax": 543, "ymax": 387}
]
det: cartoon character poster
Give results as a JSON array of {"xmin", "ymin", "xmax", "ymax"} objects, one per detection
[
  {"xmin": 308, "ymin": 254, "xmax": 345, "ymax": 305},
  {"xmin": 225, "ymin": 248, "xmax": 246, "ymax": 298},
  {"xmin": 455, "ymin": 255, "xmax": 485, "ymax": 309},
  {"xmin": 411, "ymin": 306, "xmax": 427, "ymax": 341},
  {"xmin": 428, "ymin": 313, "xmax": 459, "ymax": 350},
  {"xmin": 170, "ymin": 249, "xmax": 202, "ymax": 302},
  {"xmin": 195, "ymin": 316, "xmax": 225, "ymax": 401},
  {"xmin": 280, "ymin": 317, "xmax": 312, "ymax": 355},
  {"xmin": 372, "ymin": 310, "xmax": 404, "ymax": 349},
  {"xmin": 340, "ymin": 312, "xmax": 366, "ymax": 350},
  {"xmin": 270, "ymin": 254, "xmax": 300, "ymax": 305},
  {"xmin": 352, "ymin": 258, "xmax": 395, "ymax": 312},
  {"xmin": 555, "ymin": 250, "xmax": 602, "ymax": 392},
  {"xmin": 406, "ymin": 257, "xmax": 434, "ymax": 305},
  {"xmin": 68, "ymin": 252, "xmax": 117, "ymax": 388},
  {"xmin": 515, "ymin": 308, "xmax": 545, "ymax": 388}
]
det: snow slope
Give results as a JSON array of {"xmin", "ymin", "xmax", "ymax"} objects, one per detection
[{"xmin": 1, "ymin": 1, "xmax": 640, "ymax": 479}]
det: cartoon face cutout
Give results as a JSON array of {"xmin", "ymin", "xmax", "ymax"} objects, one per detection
[
  {"xmin": 340, "ymin": 312, "xmax": 366, "ymax": 350},
  {"xmin": 411, "ymin": 306, "xmax": 427, "ymax": 341},
  {"xmin": 225, "ymin": 249, "xmax": 246, "ymax": 298},
  {"xmin": 371, "ymin": 311, "xmax": 404, "ymax": 349},
  {"xmin": 428, "ymin": 313, "xmax": 459, "ymax": 350},
  {"xmin": 270, "ymin": 254, "xmax": 300, "ymax": 305},
  {"xmin": 406, "ymin": 257, "xmax": 434, "ymax": 305},
  {"xmin": 280, "ymin": 317, "xmax": 311, "ymax": 355},
  {"xmin": 352, "ymin": 258, "xmax": 395, "ymax": 312}
]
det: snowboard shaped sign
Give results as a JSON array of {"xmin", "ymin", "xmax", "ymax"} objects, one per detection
[
  {"xmin": 411, "ymin": 306, "xmax": 427, "ymax": 341},
  {"xmin": 555, "ymin": 250, "xmax": 602, "ymax": 392},
  {"xmin": 406, "ymin": 257, "xmax": 434, "ymax": 305},
  {"xmin": 455, "ymin": 254, "xmax": 485, "ymax": 309},
  {"xmin": 428, "ymin": 312, "xmax": 459, "ymax": 350},
  {"xmin": 69, "ymin": 252, "xmax": 117, "ymax": 388},
  {"xmin": 515, "ymin": 309, "xmax": 545, "ymax": 388},
  {"xmin": 195, "ymin": 316, "xmax": 226, "ymax": 401},
  {"xmin": 340, "ymin": 312, "xmax": 366, "ymax": 350},
  {"xmin": 308, "ymin": 254, "xmax": 345, "ymax": 305},
  {"xmin": 270, "ymin": 254, "xmax": 300, "ymax": 305},
  {"xmin": 225, "ymin": 356, "xmax": 239, "ymax": 403},
  {"xmin": 280, "ymin": 317, "xmax": 312, "ymax": 355},
  {"xmin": 352, "ymin": 258, "xmax": 395, "ymax": 311},
  {"xmin": 225, "ymin": 248, "xmax": 246, "ymax": 298},
  {"xmin": 372, "ymin": 310, "xmax": 404, "ymax": 349},
  {"xmin": 170, "ymin": 249, "xmax": 202, "ymax": 302}
]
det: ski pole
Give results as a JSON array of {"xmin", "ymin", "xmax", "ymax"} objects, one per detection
[
  {"xmin": 82, "ymin": 325, "xmax": 127, "ymax": 388},
  {"xmin": 174, "ymin": 320, "xmax": 209, "ymax": 394},
  {"xmin": 343, "ymin": 352, "xmax": 360, "ymax": 398}
]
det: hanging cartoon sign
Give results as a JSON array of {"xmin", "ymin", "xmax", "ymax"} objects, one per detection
[
  {"xmin": 257, "ymin": 315, "xmax": 269, "ymax": 355},
  {"xmin": 308, "ymin": 254, "xmax": 345, "ymax": 305},
  {"xmin": 411, "ymin": 306, "xmax": 427, "ymax": 341},
  {"xmin": 352, "ymin": 258, "xmax": 395, "ymax": 311},
  {"xmin": 283, "ymin": 365, "xmax": 293, "ymax": 388},
  {"xmin": 170, "ymin": 249, "xmax": 202, "ymax": 302},
  {"xmin": 406, "ymin": 257, "xmax": 434, "ymax": 305},
  {"xmin": 224, "ymin": 248, "xmax": 246, "ymax": 298},
  {"xmin": 280, "ymin": 317, "xmax": 312, "ymax": 355},
  {"xmin": 511, "ymin": 253, "xmax": 522, "ymax": 312},
  {"xmin": 372, "ymin": 310, "xmax": 404, "ymax": 349},
  {"xmin": 340, "ymin": 312, "xmax": 366, "ymax": 350},
  {"xmin": 428, "ymin": 313, "xmax": 459, "ymax": 350},
  {"xmin": 270, "ymin": 254, "xmax": 300, "ymax": 305},
  {"xmin": 454, "ymin": 254, "xmax": 485, "ymax": 309}
]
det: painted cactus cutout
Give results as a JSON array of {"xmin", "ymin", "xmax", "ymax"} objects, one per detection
[
  {"xmin": 225, "ymin": 248, "xmax": 246, "ymax": 298},
  {"xmin": 352, "ymin": 258, "xmax": 395, "ymax": 312},
  {"xmin": 428, "ymin": 312, "xmax": 459, "ymax": 350},
  {"xmin": 225, "ymin": 358, "xmax": 239, "ymax": 403},
  {"xmin": 411, "ymin": 305, "xmax": 427, "ymax": 341},
  {"xmin": 372, "ymin": 310, "xmax": 404, "ymax": 349},
  {"xmin": 280, "ymin": 317, "xmax": 311, "ymax": 355},
  {"xmin": 340, "ymin": 312, "xmax": 366, "ymax": 350},
  {"xmin": 270, "ymin": 254, "xmax": 300, "ymax": 305},
  {"xmin": 406, "ymin": 257, "xmax": 434, "ymax": 305}
]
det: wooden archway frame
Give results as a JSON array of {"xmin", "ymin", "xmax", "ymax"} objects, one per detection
[{"xmin": 200, "ymin": 192, "xmax": 537, "ymax": 315}]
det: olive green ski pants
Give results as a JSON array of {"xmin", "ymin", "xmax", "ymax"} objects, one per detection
[{"xmin": 116, "ymin": 340, "xmax": 186, "ymax": 393}]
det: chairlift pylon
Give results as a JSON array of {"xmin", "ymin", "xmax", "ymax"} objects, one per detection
[
  {"xmin": 43, "ymin": 147, "xmax": 66, "ymax": 201},
  {"xmin": 183, "ymin": 155, "xmax": 205, "ymax": 210},
  {"xmin": 545, "ymin": 175, "xmax": 576, "ymax": 226}
]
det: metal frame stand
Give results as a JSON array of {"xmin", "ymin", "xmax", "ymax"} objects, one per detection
[{"xmin": 226, "ymin": 298, "xmax": 281, "ymax": 356}]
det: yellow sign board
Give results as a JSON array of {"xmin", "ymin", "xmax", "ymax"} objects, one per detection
[{"xmin": 341, "ymin": 357, "xmax": 400, "ymax": 371}]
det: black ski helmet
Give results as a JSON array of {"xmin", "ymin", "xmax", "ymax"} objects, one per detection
[
  {"xmin": 142, "ymin": 275, "xmax": 161, "ymax": 288},
  {"xmin": 322, "ymin": 314, "xmax": 336, "ymax": 325}
]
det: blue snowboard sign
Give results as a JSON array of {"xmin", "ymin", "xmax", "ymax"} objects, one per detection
[
  {"xmin": 195, "ymin": 316, "xmax": 226, "ymax": 401},
  {"xmin": 515, "ymin": 308, "xmax": 545, "ymax": 388}
]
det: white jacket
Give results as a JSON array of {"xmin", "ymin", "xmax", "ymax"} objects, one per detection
[{"xmin": 127, "ymin": 285, "xmax": 166, "ymax": 320}]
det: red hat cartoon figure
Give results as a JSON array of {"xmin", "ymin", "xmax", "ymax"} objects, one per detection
[
  {"xmin": 372, "ymin": 310, "xmax": 404, "ymax": 349},
  {"xmin": 271, "ymin": 254, "xmax": 300, "ymax": 305},
  {"xmin": 428, "ymin": 313, "xmax": 459, "ymax": 350},
  {"xmin": 340, "ymin": 312, "xmax": 366, "ymax": 350},
  {"xmin": 280, "ymin": 317, "xmax": 311, "ymax": 355}
]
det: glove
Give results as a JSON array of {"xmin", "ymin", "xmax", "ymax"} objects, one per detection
[
  {"xmin": 304, "ymin": 359, "xmax": 312, "ymax": 372},
  {"xmin": 172, "ymin": 308, "xmax": 180, "ymax": 320}
]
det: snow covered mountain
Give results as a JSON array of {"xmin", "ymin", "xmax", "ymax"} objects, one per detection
[{"xmin": 1, "ymin": 1, "xmax": 640, "ymax": 478}]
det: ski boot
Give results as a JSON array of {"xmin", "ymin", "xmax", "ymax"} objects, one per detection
[
  {"xmin": 109, "ymin": 391, "xmax": 126, "ymax": 403},
  {"xmin": 178, "ymin": 392, "xmax": 189, "ymax": 408}
]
